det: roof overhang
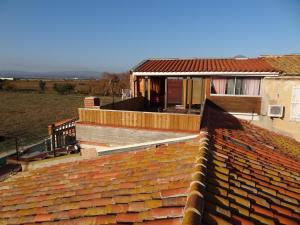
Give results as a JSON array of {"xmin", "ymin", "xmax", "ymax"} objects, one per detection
[{"xmin": 132, "ymin": 71, "xmax": 280, "ymax": 77}]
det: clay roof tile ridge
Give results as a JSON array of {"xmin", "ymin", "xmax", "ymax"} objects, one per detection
[{"xmin": 182, "ymin": 131, "xmax": 209, "ymax": 225}]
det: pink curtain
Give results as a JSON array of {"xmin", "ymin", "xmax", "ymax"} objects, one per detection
[
  {"xmin": 212, "ymin": 78, "xmax": 227, "ymax": 94},
  {"xmin": 242, "ymin": 78, "xmax": 260, "ymax": 95}
]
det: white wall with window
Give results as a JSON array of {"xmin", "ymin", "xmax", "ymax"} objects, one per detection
[
  {"xmin": 210, "ymin": 77, "xmax": 261, "ymax": 96},
  {"xmin": 291, "ymin": 86, "xmax": 300, "ymax": 121}
]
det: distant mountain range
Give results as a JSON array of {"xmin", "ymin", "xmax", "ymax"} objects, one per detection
[{"xmin": 0, "ymin": 70, "xmax": 101, "ymax": 79}]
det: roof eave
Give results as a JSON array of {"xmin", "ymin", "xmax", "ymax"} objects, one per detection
[
  {"xmin": 132, "ymin": 71, "xmax": 280, "ymax": 77},
  {"xmin": 130, "ymin": 59, "xmax": 150, "ymax": 74}
]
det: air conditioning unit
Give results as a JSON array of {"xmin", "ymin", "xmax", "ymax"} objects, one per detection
[{"xmin": 268, "ymin": 105, "xmax": 284, "ymax": 118}]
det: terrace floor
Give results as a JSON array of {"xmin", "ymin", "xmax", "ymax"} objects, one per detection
[{"xmin": 77, "ymin": 123, "xmax": 196, "ymax": 150}]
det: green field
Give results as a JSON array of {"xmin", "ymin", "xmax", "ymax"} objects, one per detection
[{"xmin": 0, "ymin": 91, "xmax": 114, "ymax": 152}]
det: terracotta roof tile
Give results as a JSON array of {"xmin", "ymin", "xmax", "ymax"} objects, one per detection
[
  {"xmin": 199, "ymin": 101, "xmax": 300, "ymax": 224},
  {"xmin": 133, "ymin": 58, "xmax": 278, "ymax": 73},
  {"xmin": 0, "ymin": 136, "xmax": 209, "ymax": 224},
  {"xmin": 262, "ymin": 55, "xmax": 300, "ymax": 75},
  {"xmin": 1, "ymin": 101, "xmax": 300, "ymax": 224}
]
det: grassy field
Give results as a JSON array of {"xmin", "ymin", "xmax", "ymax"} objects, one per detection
[{"xmin": 0, "ymin": 90, "xmax": 115, "ymax": 152}]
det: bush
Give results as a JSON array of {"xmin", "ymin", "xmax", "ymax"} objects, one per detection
[
  {"xmin": 39, "ymin": 80, "xmax": 46, "ymax": 93},
  {"xmin": 0, "ymin": 80, "xmax": 4, "ymax": 90},
  {"xmin": 53, "ymin": 83, "xmax": 75, "ymax": 95},
  {"xmin": 2, "ymin": 81, "xmax": 16, "ymax": 91}
]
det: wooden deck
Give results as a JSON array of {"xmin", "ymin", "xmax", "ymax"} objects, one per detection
[{"xmin": 78, "ymin": 108, "xmax": 201, "ymax": 132}]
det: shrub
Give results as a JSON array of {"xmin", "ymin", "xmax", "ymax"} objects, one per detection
[
  {"xmin": 2, "ymin": 81, "xmax": 16, "ymax": 91},
  {"xmin": 39, "ymin": 80, "xmax": 46, "ymax": 93},
  {"xmin": 0, "ymin": 80, "xmax": 4, "ymax": 90},
  {"xmin": 53, "ymin": 83, "xmax": 75, "ymax": 95}
]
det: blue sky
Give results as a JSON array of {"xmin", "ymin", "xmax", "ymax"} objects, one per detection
[{"xmin": 0, "ymin": 0, "xmax": 300, "ymax": 73}]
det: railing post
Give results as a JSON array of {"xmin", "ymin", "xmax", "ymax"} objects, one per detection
[
  {"xmin": 50, "ymin": 124, "xmax": 56, "ymax": 157},
  {"xmin": 73, "ymin": 120, "xmax": 77, "ymax": 141},
  {"xmin": 15, "ymin": 137, "xmax": 19, "ymax": 160}
]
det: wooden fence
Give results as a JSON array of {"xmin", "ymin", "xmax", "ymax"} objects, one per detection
[{"xmin": 78, "ymin": 108, "xmax": 201, "ymax": 132}]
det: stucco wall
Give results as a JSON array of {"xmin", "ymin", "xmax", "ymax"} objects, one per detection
[{"xmin": 254, "ymin": 77, "xmax": 300, "ymax": 141}]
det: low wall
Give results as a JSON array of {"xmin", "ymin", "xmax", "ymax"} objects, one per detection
[
  {"xmin": 100, "ymin": 96, "xmax": 146, "ymax": 111},
  {"xmin": 78, "ymin": 108, "xmax": 201, "ymax": 132}
]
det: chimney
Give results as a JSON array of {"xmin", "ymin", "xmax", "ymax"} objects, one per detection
[{"xmin": 84, "ymin": 96, "xmax": 101, "ymax": 108}]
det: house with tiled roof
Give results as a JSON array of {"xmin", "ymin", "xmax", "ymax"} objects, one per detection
[
  {"xmin": 1, "ymin": 100, "xmax": 300, "ymax": 224},
  {"xmin": 257, "ymin": 55, "xmax": 300, "ymax": 141},
  {"xmin": 128, "ymin": 56, "xmax": 300, "ymax": 141},
  {"xmin": 130, "ymin": 57, "xmax": 279, "ymax": 117}
]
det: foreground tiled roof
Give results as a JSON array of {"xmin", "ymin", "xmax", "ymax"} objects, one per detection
[
  {"xmin": 262, "ymin": 55, "xmax": 300, "ymax": 75},
  {"xmin": 0, "ymin": 139, "xmax": 207, "ymax": 225},
  {"xmin": 201, "ymin": 103, "xmax": 300, "ymax": 225},
  {"xmin": 133, "ymin": 58, "xmax": 278, "ymax": 73},
  {"xmin": 1, "ymin": 104, "xmax": 300, "ymax": 224}
]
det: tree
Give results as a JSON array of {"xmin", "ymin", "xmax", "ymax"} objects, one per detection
[
  {"xmin": 39, "ymin": 80, "xmax": 46, "ymax": 93},
  {"xmin": 100, "ymin": 72, "xmax": 130, "ymax": 96}
]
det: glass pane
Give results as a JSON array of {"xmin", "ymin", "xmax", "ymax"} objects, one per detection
[
  {"xmin": 242, "ymin": 78, "xmax": 261, "ymax": 95},
  {"xmin": 211, "ymin": 78, "xmax": 227, "ymax": 94},
  {"xmin": 291, "ymin": 103, "xmax": 300, "ymax": 119},
  {"xmin": 235, "ymin": 78, "xmax": 260, "ymax": 96},
  {"xmin": 292, "ymin": 88, "xmax": 300, "ymax": 102},
  {"xmin": 210, "ymin": 80, "xmax": 216, "ymax": 94},
  {"xmin": 235, "ymin": 78, "xmax": 242, "ymax": 95},
  {"xmin": 226, "ymin": 78, "xmax": 235, "ymax": 94}
]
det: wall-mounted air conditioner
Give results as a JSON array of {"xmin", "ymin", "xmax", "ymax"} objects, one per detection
[{"xmin": 268, "ymin": 105, "xmax": 284, "ymax": 118}]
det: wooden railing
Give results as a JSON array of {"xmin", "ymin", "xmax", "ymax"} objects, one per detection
[
  {"xmin": 48, "ymin": 118, "xmax": 77, "ymax": 155},
  {"xmin": 48, "ymin": 118, "xmax": 77, "ymax": 136},
  {"xmin": 78, "ymin": 108, "xmax": 201, "ymax": 132}
]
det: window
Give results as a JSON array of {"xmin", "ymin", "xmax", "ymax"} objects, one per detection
[
  {"xmin": 291, "ymin": 86, "xmax": 300, "ymax": 121},
  {"xmin": 211, "ymin": 77, "xmax": 261, "ymax": 96}
]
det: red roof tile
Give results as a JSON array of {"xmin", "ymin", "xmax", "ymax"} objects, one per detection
[
  {"xmin": 1, "ymin": 101, "xmax": 300, "ymax": 224},
  {"xmin": 133, "ymin": 58, "xmax": 278, "ymax": 73},
  {"xmin": 200, "ymin": 101, "xmax": 300, "ymax": 225},
  {"xmin": 0, "ymin": 138, "xmax": 208, "ymax": 224}
]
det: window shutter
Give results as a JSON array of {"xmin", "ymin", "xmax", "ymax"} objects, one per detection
[{"xmin": 291, "ymin": 86, "xmax": 300, "ymax": 120}]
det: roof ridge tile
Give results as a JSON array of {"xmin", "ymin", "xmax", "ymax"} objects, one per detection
[{"xmin": 182, "ymin": 131, "xmax": 209, "ymax": 225}]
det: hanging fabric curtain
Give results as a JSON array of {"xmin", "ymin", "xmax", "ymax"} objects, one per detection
[
  {"xmin": 212, "ymin": 78, "xmax": 227, "ymax": 94},
  {"xmin": 242, "ymin": 78, "xmax": 260, "ymax": 95},
  {"xmin": 226, "ymin": 78, "xmax": 235, "ymax": 94}
]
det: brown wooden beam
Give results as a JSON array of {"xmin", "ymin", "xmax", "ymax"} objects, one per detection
[
  {"xmin": 183, "ymin": 78, "xmax": 187, "ymax": 109},
  {"xmin": 164, "ymin": 78, "xmax": 168, "ymax": 110},
  {"xmin": 200, "ymin": 77, "xmax": 204, "ymax": 103},
  {"xmin": 188, "ymin": 78, "xmax": 193, "ymax": 113},
  {"xmin": 147, "ymin": 77, "xmax": 151, "ymax": 102},
  {"xmin": 141, "ymin": 78, "xmax": 145, "ymax": 97},
  {"xmin": 204, "ymin": 77, "xmax": 211, "ymax": 98},
  {"xmin": 135, "ymin": 76, "xmax": 139, "ymax": 97}
]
